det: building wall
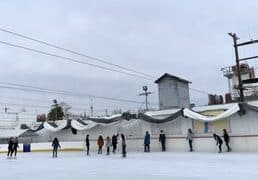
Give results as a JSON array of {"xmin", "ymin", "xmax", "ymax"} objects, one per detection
[
  {"xmin": 158, "ymin": 78, "xmax": 190, "ymax": 110},
  {"xmin": 2, "ymin": 109, "xmax": 258, "ymax": 153}
]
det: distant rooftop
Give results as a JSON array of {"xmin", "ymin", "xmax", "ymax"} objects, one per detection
[{"xmin": 154, "ymin": 73, "xmax": 191, "ymax": 84}]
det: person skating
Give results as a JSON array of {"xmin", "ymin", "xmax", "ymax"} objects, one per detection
[
  {"xmin": 159, "ymin": 130, "xmax": 166, "ymax": 151},
  {"xmin": 112, "ymin": 134, "xmax": 118, "ymax": 153},
  {"xmin": 121, "ymin": 133, "xmax": 126, "ymax": 158},
  {"xmin": 86, "ymin": 134, "xmax": 90, "ymax": 155},
  {"xmin": 213, "ymin": 134, "xmax": 223, "ymax": 153},
  {"xmin": 106, "ymin": 136, "xmax": 112, "ymax": 155},
  {"xmin": 116, "ymin": 133, "xmax": 121, "ymax": 152},
  {"xmin": 7, "ymin": 137, "xmax": 13, "ymax": 159},
  {"xmin": 186, "ymin": 129, "xmax": 194, "ymax": 152},
  {"xmin": 11, "ymin": 137, "xmax": 19, "ymax": 159},
  {"xmin": 52, "ymin": 137, "xmax": 61, "ymax": 158},
  {"xmin": 144, "ymin": 131, "xmax": 150, "ymax": 152},
  {"xmin": 223, "ymin": 129, "xmax": 232, "ymax": 152},
  {"xmin": 97, "ymin": 135, "xmax": 104, "ymax": 154}
]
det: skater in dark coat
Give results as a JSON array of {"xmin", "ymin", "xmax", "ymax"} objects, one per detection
[
  {"xmin": 186, "ymin": 129, "xmax": 194, "ymax": 152},
  {"xmin": 11, "ymin": 137, "xmax": 19, "ymax": 158},
  {"xmin": 213, "ymin": 134, "xmax": 223, "ymax": 153},
  {"xmin": 7, "ymin": 137, "xmax": 13, "ymax": 158},
  {"xmin": 121, "ymin": 133, "xmax": 126, "ymax": 158},
  {"xmin": 223, "ymin": 129, "xmax": 232, "ymax": 152},
  {"xmin": 159, "ymin": 130, "xmax": 166, "ymax": 151},
  {"xmin": 97, "ymin": 135, "xmax": 104, "ymax": 154},
  {"xmin": 85, "ymin": 134, "xmax": 90, "ymax": 155},
  {"xmin": 52, "ymin": 137, "xmax": 61, "ymax": 158},
  {"xmin": 144, "ymin": 131, "xmax": 150, "ymax": 152},
  {"xmin": 112, "ymin": 134, "xmax": 118, "ymax": 153}
]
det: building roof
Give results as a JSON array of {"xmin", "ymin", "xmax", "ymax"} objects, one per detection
[{"xmin": 154, "ymin": 73, "xmax": 191, "ymax": 84}]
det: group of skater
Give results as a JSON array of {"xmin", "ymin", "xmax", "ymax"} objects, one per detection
[
  {"xmin": 51, "ymin": 133, "xmax": 127, "ymax": 158},
  {"xmin": 52, "ymin": 128, "xmax": 231, "ymax": 157},
  {"xmin": 213, "ymin": 129, "xmax": 232, "ymax": 153},
  {"xmin": 186, "ymin": 128, "xmax": 232, "ymax": 153},
  {"xmin": 7, "ymin": 137, "xmax": 19, "ymax": 159},
  {"xmin": 143, "ymin": 129, "xmax": 231, "ymax": 153},
  {"xmin": 144, "ymin": 130, "xmax": 166, "ymax": 152},
  {"xmin": 86, "ymin": 133, "xmax": 127, "ymax": 157},
  {"xmin": 7, "ymin": 128, "xmax": 232, "ymax": 159}
]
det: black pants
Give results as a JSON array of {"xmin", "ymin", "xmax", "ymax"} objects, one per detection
[
  {"xmin": 144, "ymin": 144, "xmax": 150, "ymax": 152},
  {"xmin": 189, "ymin": 140, "xmax": 193, "ymax": 152},
  {"xmin": 112, "ymin": 143, "xmax": 117, "ymax": 153},
  {"xmin": 53, "ymin": 148, "xmax": 58, "ymax": 158},
  {"xmin": 7, "ymin": 148, "xmax": 12, "ymax": 156},
  {"xmin": 11, "ymin": 147, "xmax": 18, "ymax": 156},
  {"xmin": 218, "ymin": 143, "xmax": 222, "ymax": 153},
  {"xmin": 122, "ymin": 145, "xmax": 126, "ymax": 157},
  {"xmin": 86, "ymin": 145, "xmax": 90, "ymax": 155},
  {"xmin": 161, "ymin": 142, "xmax": 166, "ymax": 151},
  {"xmin": 225, "ymin": 141, "xmax": 231, "ymax": 152},
  {"xmin": 98, "ymin": 147, "xmax": 102, "ymax": 154},
  {"xmin": 107, "ymin": 147, "xmax": 110, "ymax": 155}
]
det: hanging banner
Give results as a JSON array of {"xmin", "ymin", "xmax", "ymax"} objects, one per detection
[
  {"xmin": 43, "ymin": 120, "xmax": 67, "ymax": 132},
  {"xmin": 71, "ymin": 119, "xmax": 98, "ymax": 130},
  {"xmin": 183, "ymin": 104, "xmax": 240, "ymax": 121},
  {"xmin": 139, "ymin": 109, "xmax": 183, "ymax": 123}
]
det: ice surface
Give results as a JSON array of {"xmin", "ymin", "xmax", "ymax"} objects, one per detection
[{"xmin": 1, "ymin": 152, "xmax": 258, "ymax": 180}]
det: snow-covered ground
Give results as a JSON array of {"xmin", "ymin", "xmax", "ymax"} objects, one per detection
[{"xmin": 1, "ymin": 151, "xmax": 258, "ymax": 180}]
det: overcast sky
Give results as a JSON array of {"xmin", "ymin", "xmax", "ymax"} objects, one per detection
[{"xmin": 0, "ymin": 0, "xmax": 258, "ymax": 117}]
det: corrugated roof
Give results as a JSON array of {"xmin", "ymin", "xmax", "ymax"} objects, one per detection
[{"xmin": 154, "ymin": 73, "xmax": 191, "ymax": 84}]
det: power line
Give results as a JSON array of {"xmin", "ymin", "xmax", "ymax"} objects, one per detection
[
  {"xmin": 0, "ymin": 101, "xmax": 93, "ymax": 111},
  {"xmin": 0, "ymin": 27, "xmax": 155, "ymax": 79},
  {"xmin": 0, "ymin": 40, "xmax": 153, "ymax": 81},
  {"xmin": 189, "ymin": 87, "xmax": 210, "ymax": 95},
  {"xmin": 0, "ymin": 31, "xmax": 212, "ymax": 95},
  {"xmin": 0, "ymin": 95, "xmax": 136, "ymax": 112},
  {"xmin": 0, "ymin": 78, "xmax": 211, "ymax": 96},
  {"xmin": 0, "ymin": 83, "xmax": 157, "ymax": 105},
  {"xmin": 0, "ymin": 95, "xmax": 146, "ymax": 113},
  {"xmin": 0, "ymin": 32, "xmax": 213, "ymax": 97}
]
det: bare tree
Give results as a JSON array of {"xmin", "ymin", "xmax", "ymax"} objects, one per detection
[{"xmin": 59, "ymin": 101, "xmax": 72, "ymax": 118}]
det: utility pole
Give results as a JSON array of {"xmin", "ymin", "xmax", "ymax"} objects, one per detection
[
  {"xmin": 139, "ymin": 86, "xmax": 152, "ymax": 111},
  {"xmin": 90, "ymin": 98, "xmax": 93, "ymax": 117},
  {"xmin": 228, "ymin": 33, "xmax": 244, "ymax": 102},
  {"xmin": 53, "ymin": 99, "xmax": 58, "ymax": 121},
  {"xmin": 228, "ymin": 33, "xmax": 258, "ymax": 102}
]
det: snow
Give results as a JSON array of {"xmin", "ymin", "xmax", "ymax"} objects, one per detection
[{"xmin": 1, "ymin": 152, "xmax": 258, "ymax": 180}]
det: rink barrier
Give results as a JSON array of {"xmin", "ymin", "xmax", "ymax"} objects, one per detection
[{"xmin": 2, "ymin": 134, "xmax": 258, "ymax": 153}]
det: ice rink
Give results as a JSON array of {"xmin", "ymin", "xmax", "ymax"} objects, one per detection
[{"xmin": 1, "ymin": 151, "xmax": 258, "ymax": 180}]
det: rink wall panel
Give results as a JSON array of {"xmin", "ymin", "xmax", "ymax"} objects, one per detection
[{"xmin": 2, "ymin": 135, "xmax": 258, "ymax": 153}]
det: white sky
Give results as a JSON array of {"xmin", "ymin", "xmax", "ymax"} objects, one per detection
[{"xmin": 0, "ymin": 0, "xmax": 258, "ymax": 117}]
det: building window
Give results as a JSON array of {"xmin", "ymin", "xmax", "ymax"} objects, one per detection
[{"xmin": 193, "ymin": 110, "xmax": 231, "ymax": 134}]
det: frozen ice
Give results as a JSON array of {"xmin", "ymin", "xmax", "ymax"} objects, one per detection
[{"xmin": 1, "ymin": 151, "xmax": 258, "ymax": 180}]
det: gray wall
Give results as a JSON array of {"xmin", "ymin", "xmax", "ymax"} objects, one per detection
[{"xmin": 158, "ymin": 77, "xmax": 190, "ymax": 109}]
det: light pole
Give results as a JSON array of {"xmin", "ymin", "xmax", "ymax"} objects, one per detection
[{"xmin": 139, "ymin": 86, "xmax": 152, "ymax": 111}]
